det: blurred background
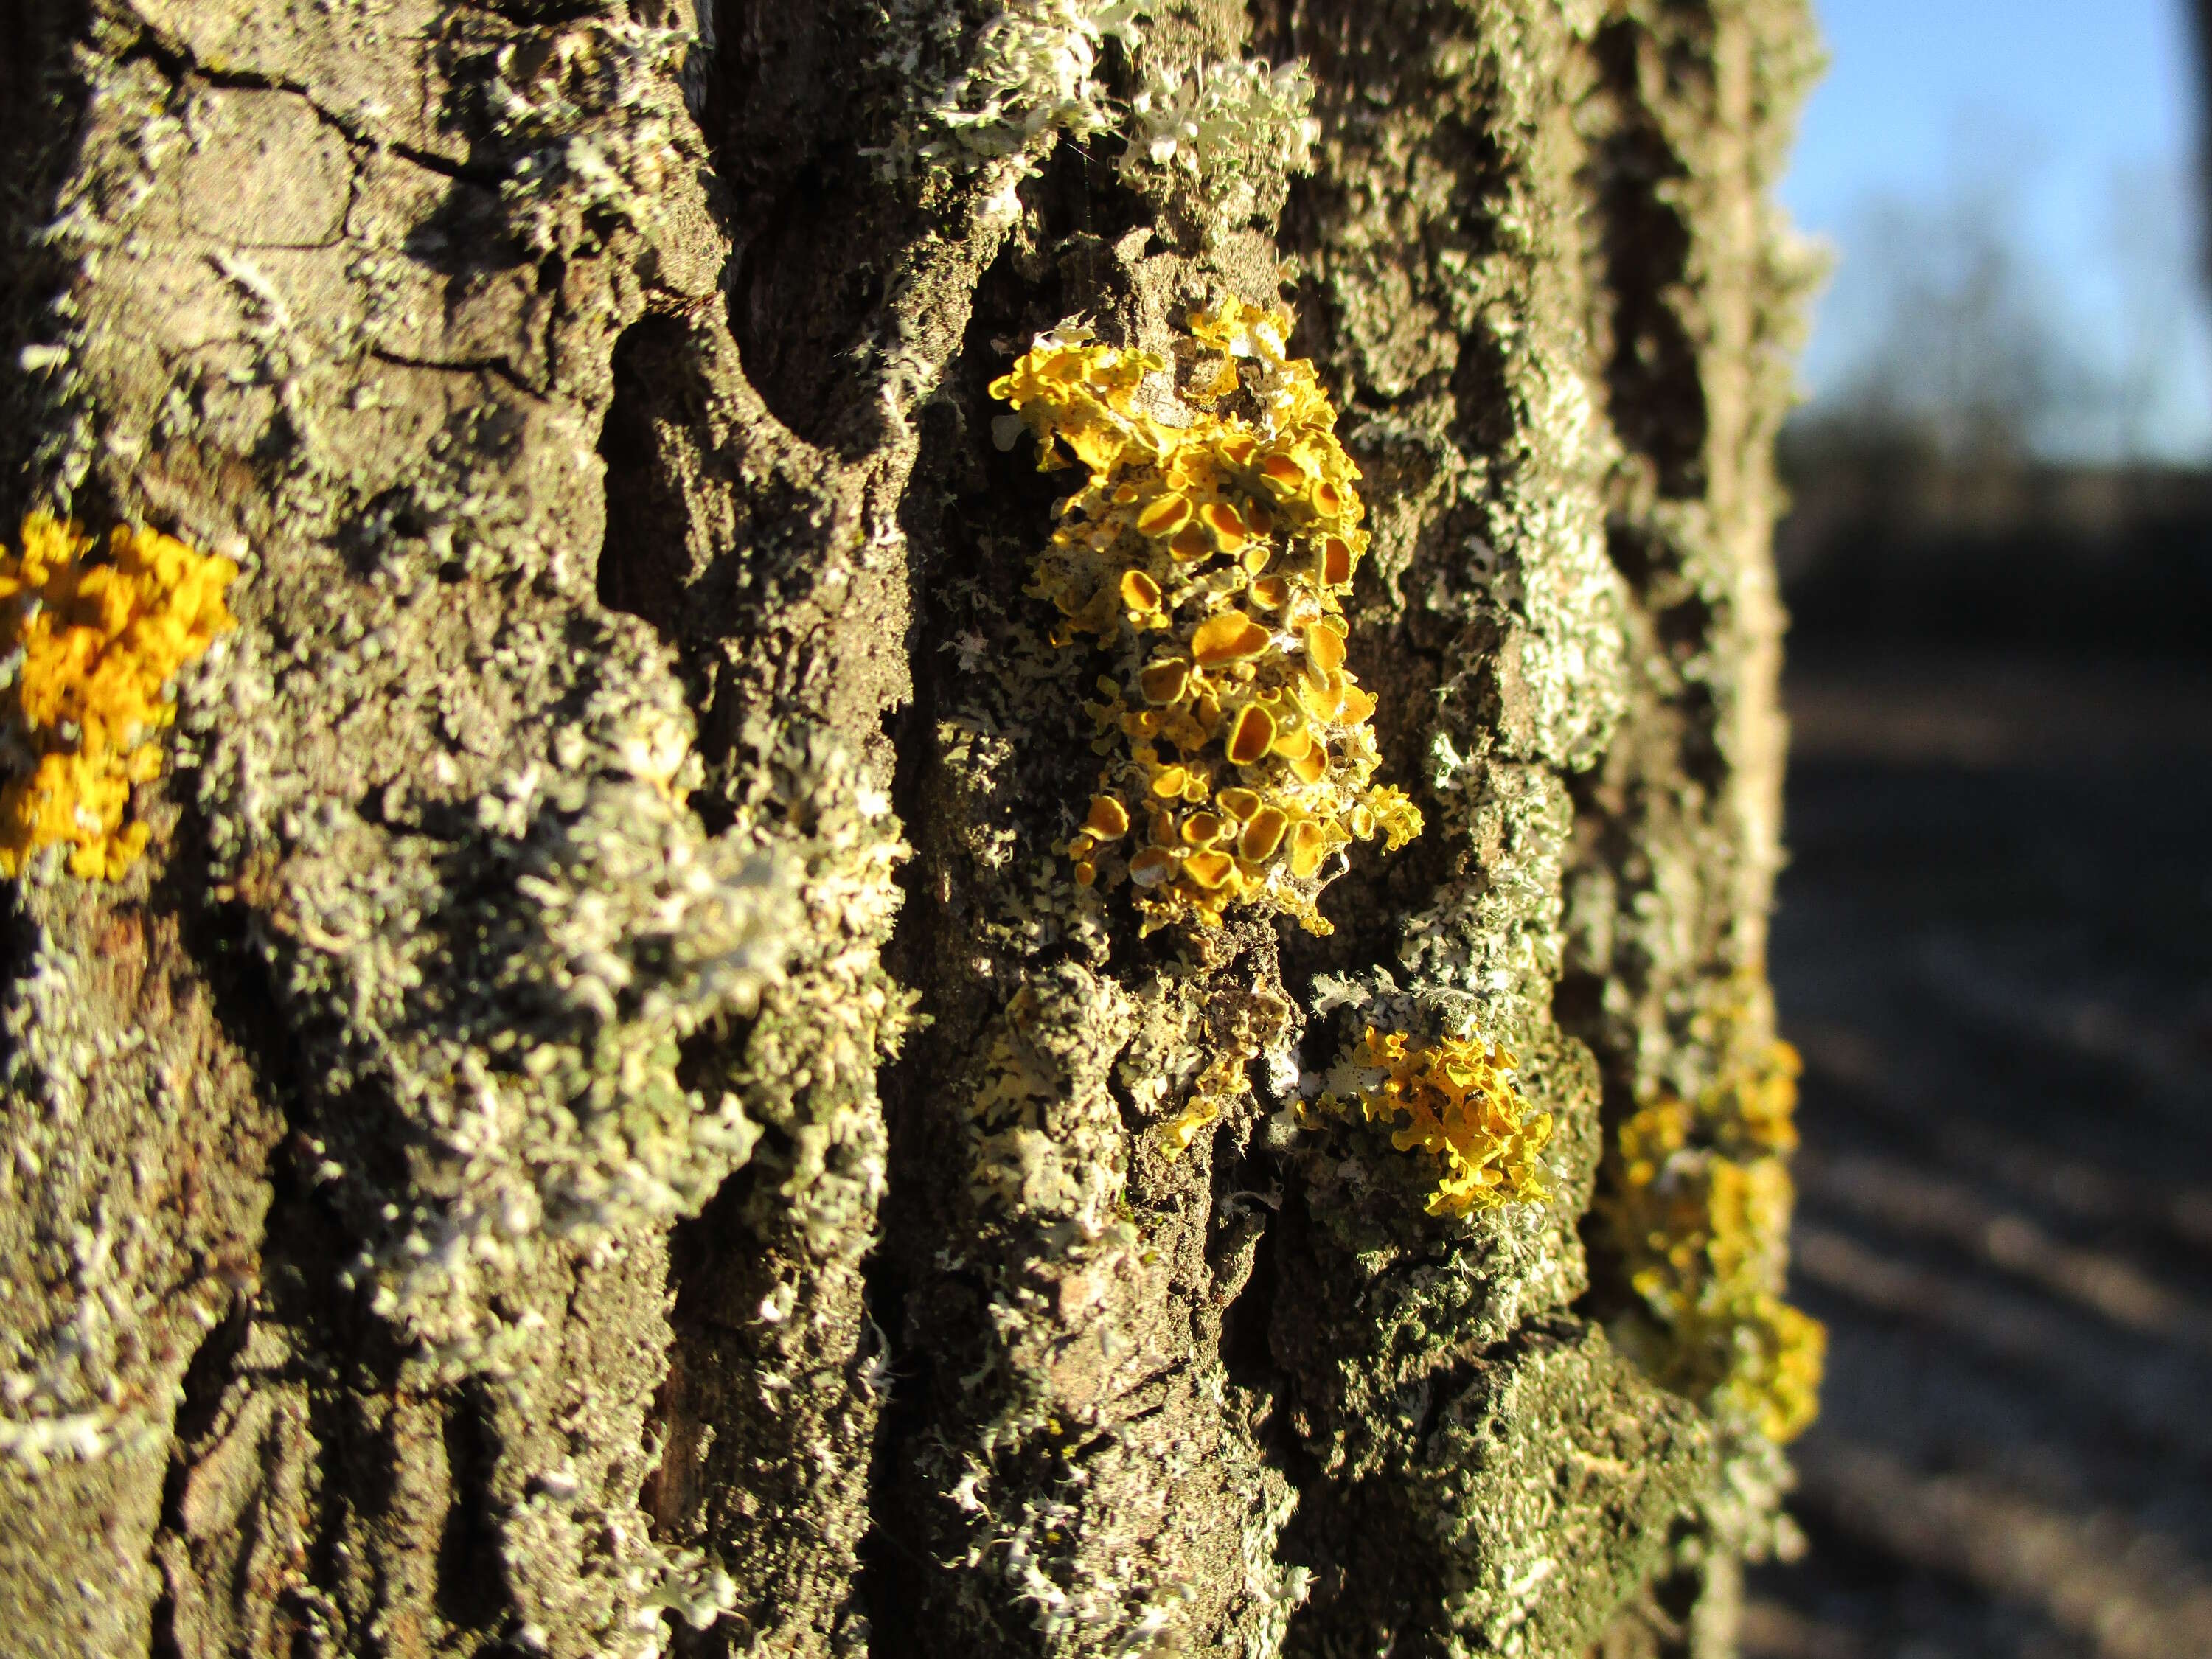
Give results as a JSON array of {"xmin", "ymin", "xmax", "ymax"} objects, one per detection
[{"xmin": 1744, "ymin": 2, "xmax": 2212, "ymax": 1655}]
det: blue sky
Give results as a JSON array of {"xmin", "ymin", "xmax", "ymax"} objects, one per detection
[{"xmin": 1783, "ymin": 0, "xmax": 2212, "ymax": 456}]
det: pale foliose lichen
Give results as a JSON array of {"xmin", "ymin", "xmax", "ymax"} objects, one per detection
[
  {"xmin": 1121, "ymin": 57, "xmax": 1318, "ymax": 227},
  {"xmin": 906, "ymin": 0, "xmax": 1144, "ymax": 170},
  {"xmin": 864, "ymin": 0, "xmax": 1143, "ymax": 228},
  {"xmin": 1237, "ymin": 1468, "xmax": 1313, "ymax": 1659},
  {"xmin": 337, "ymin": 772, "xmax": 807, "ymax": 1348},
  {"xmin": 931, "ymin": 961, "xmax": 1290, "ymax": 1655},
  {"xmin": 0, "ymin": 930, "xmax": 150, "ymax": 1469},
  {"xmin": 0, "ymin": 512, "xmax": 237, "ymax": 880},
  {"xmin": 992, "ymin": 298, "xmax": 1422, "ymax": 940},
  {"xmin": 486, "ymin": 16, "xmax": 703, "ymax": 260},
  {"xmin": 1601, "ymin": 1034, "xmax": 1825, "ymax": 1446},
  {"xmin": 720, "ymin": 720, "xmax": 916, "ymax": 1256},
  {"xmin": 872, "ymin": 4, "xmax": 1317, "ymax": 240},
  {"xmin": 1144, "ymin": 975, "xmax": 1294, "ymax": 1158}
]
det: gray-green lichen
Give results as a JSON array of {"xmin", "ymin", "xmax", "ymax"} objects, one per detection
[
  {"xmin": 202, "ymin": 669, "xmax": 815, "ymax": 1357},
  {"xmin": 0, "ymin": 922, "xmax": 223, "ymax": 1470},
  {"xmin": 908, "ymin": 958, "xmax": 1307, "ymax": 1657},
  {"xmin": 1396, "ymin": 1321, "xmax": 1712, "ymax": 1655},
  {"xmin": 0, "ymin": 0, "xmax": 919, "ymax": 1650}
]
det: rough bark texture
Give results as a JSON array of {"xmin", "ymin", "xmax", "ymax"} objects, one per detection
[{"xmin": 0, "ymin": 1, "xmax": 1817, "ymax": 1656}]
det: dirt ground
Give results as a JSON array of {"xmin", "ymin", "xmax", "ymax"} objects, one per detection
[{"xmin": 1743, "ymin": 650, "xmax": 2212, "ymax": 1659}]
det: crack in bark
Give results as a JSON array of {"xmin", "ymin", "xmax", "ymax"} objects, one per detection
[{"xmin": 122, "ymin": 21, "xmax": 512, "ymax": 192}]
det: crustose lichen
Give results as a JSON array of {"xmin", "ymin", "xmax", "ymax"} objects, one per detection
[
  {"xmin": 1314, "ymin": 1026, "xmax": 1554, "ymax": 1217},
  {"xmin": 0, "ymin": 512, "xmax": 238, "ymax": 880},
  {"xmin": 992, "ymin": 299, "xmax": 1422, "ymax": 937}
]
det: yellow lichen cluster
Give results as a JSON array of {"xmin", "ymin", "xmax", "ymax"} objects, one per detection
[
  {"xmin": 991, "ymin": 299, "xmax": 1422, "ymax": 936},
  {"xmin": 1602, "ymin": 1040, "xmax": 1825, "ymax": 1444},
  {"xmin": 0, "ymin": 512, "xmax": 239, "ymax": 880},
  {"xmin": 1317, "ymin": 1027, "xmax": 1554, "ymax": 1217},
  {"xmin": 1159, "ymin": 1053, "xmax": 1254, "ymax": 1159}
]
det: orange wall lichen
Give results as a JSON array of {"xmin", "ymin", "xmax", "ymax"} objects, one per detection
[
  {"xmin": 1602, "ymin": 1040, "xmax": 1825, "ymax": 1444},
  {"xmin": 1315, "ymin": 1026, "xmax": 1554, "ymax": 1217},
  {"xmin": 0, "ymin": 512, "xmax": 238, "ymax": 880},
  {"xmin": 992, "ymin": 298, "xmax": 1420, "ymax": 937}
]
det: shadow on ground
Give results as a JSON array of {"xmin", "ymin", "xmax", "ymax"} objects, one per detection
[{"xmin": 1744, "ymin": 649, "xmax": 2212, "ymax": 1659}]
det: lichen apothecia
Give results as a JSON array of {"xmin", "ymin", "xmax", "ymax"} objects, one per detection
[
  {"xmin": 992, "ymin": 298, "xmax": 1421, "ymax": 937},
  {"xmin": 1602, "ymin": 1040, "xmax": 1826, "ymax": 1444},
  {"xmin": 1315, "ymin": 1026, "xmax": 1554, "ymax": 1217},
  {"xmin": 0, "ymin": 512, "xmax": 239, "ymax": 880}
]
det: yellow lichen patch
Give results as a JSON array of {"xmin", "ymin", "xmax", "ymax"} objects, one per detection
[
  {"xmin": 991, "ymin": 299, "xmax": 1422, "ymax": 936},
  {"xmin": 1158, "ymin": 1054, "xmax": 1248, "ymax": 1157},
  {"xmin": 1601, "ymin": 1040, "xmax": 1826, "ymax": 1444},
  {"xmin": 0, "ymin": 512, "xmax": 238, "ymax": 880},
  {"xmin": 1730, "ymin": 1037, "xmax": 1803, "ymax": 1155},
  {"xmin": 1317, "ymin": 1027, "xmax": 1554, "ymax": 1217}
]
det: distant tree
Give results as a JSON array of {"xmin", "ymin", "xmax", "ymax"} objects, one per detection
[
  {"xmin": 1811, "ymin": 170, "xmax": 2090, "ymax": 462},
  {"xmin": 2192, "ymin": 0, "xmax": 2212, "ymax": 293}
]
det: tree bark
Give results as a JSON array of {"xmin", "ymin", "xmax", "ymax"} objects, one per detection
[{"xmin": 0, "ymin": 1, "xmax": 1820, "ymax": 1656}]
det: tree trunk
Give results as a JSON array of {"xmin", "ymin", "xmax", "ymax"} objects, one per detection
[{"xmin": 0, "ymin": 2, "xmax": 1820, "ymax": 1655}]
